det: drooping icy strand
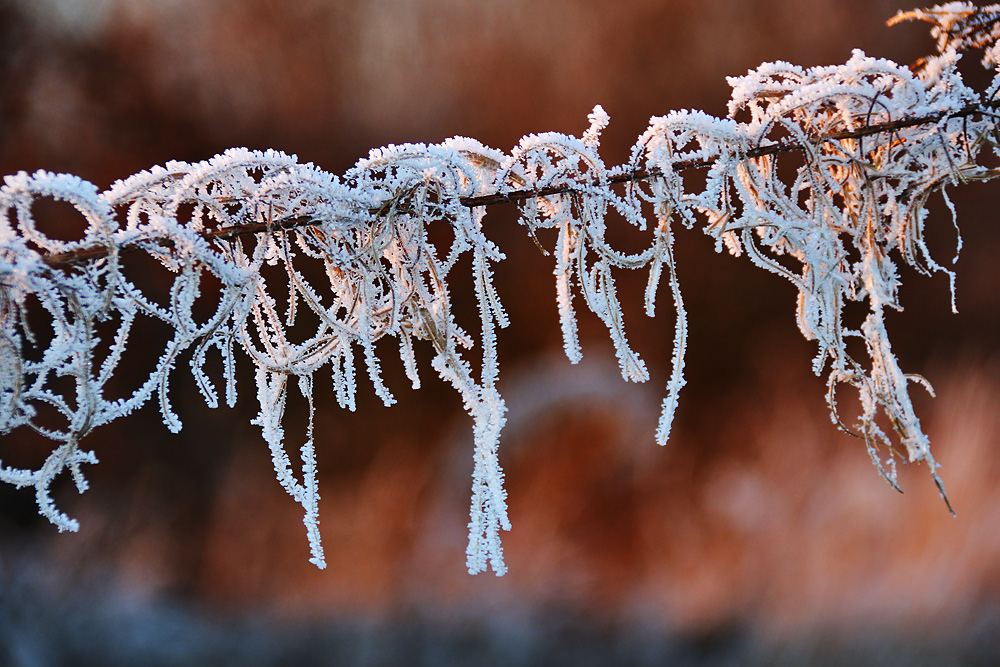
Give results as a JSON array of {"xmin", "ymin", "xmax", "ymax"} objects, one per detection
[{"xmin": 3, "ymin": 4, "xmax": 999, "ymax": 572}]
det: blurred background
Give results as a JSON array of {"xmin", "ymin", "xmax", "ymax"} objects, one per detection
[{"xmin": 2, "ymin": 0, "xmax": 1000, "ymax": 664}]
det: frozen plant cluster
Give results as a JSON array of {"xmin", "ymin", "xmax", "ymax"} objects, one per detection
[{"xmin": 1, "ymin": 4, "xmax": 999, "ymax": 574}]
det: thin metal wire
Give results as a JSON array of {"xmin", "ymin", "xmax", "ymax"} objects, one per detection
[{"xmin": 38, "ymin": 100, "xmax": 1000, "ymax": 268}]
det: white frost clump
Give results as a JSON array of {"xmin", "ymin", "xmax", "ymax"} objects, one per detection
[
  {"xmin": 629, "ymin": 45, "xmax": 991, "ymax": 502},
  {"xmin": 4, "ymin": 4, "xmax": 1000, "ymax": 573}
]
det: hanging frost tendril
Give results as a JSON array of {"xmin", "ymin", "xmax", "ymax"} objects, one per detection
[
  {"xmin": 628, "ymin": 45, "xmax": 992, "ymax": 505},
  {"xmin": 2, "ymin": 4, "xmax": 1000, "ymax": 573}
]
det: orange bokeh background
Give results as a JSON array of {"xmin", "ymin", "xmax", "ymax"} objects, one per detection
[{"xmin": 2, "ymin": 1, "xmax": 1000, "ymax": 663}]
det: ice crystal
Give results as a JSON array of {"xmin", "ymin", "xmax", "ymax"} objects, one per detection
[{"xmin": 3, "ymin": 5, "xmax": 1000, "ymax": 572}]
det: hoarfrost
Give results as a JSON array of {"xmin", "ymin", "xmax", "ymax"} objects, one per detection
[{"xmin": 3, "ymin": 4, "xmax": 999, "ymax": 572}]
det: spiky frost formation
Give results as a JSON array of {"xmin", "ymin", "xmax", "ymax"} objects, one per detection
[{"xmin": 4, "ymin": 4, "xmax": 1000, "ymax": 572}]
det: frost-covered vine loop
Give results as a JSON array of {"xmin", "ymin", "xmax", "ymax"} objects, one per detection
[
  {"xmin": 3, "ymin": 4, "xmax": 1000, "ymax": 574},
  {"xmin": 630, "ymin": 32, "xmax": 996, "ymax": 502},
  {"xmin": 0, "ymin": 171, "xmax": 119, "ymax": 531},
  {"xmin": 891, "ymin": 2, "xmax": 1000, "ymax": 66}
]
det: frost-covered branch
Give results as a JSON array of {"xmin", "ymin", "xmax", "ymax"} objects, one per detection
[{"xmin": 2, "ymin": 4, "xmax": 999, "ymax": 575}]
